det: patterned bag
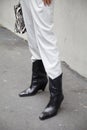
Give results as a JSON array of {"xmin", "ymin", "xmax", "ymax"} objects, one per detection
[{"xmin": 14, "ymin": 2, "xmax": 26, "ymax": 34}]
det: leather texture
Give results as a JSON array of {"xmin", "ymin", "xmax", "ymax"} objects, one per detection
[
  {"xmin": 19, "ymin": 60, "xmax": 48, "ymax": 97},
  {"xmin": 39, "ymin": 74, "xmax": 64, "ymax": 120}
]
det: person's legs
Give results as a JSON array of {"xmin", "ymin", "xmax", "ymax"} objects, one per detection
[{"xmin": 20, "ymin": 0, "xmax": 64, "ymax": 120}]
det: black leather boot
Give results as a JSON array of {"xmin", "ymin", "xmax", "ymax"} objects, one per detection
[
  {"xmin": 19, "ymin": 60, "xmax": 48, "ymax": 97},
  {"xmin": 39, "ymin": 74, "xmax": 64, "ymax": 120}
]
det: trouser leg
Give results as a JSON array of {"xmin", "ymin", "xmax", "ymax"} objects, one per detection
[
  {"xmin": 29, "ymin": 0, "xmax": 62, "ymax": 79},
  {"xmin": 20, "ymin": 0, "xmax": 41, "ymax": 62}
]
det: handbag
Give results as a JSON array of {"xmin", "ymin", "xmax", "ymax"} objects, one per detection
[{"xmin": 14, "ymin": 2, "xmax": 26, "ymax": 34}]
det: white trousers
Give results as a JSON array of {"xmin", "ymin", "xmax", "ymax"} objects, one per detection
[{"xmin": 20, "ymin": 0, "xmax": 62, "ymax": 79}]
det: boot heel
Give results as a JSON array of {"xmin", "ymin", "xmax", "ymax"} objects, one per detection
[
  {"xmin": 42, "ymin": 86, "xmax": 46, "ymax": 91},
  {"xmin": 41, "ymin": 82, "xmax": 47, "ymax": 91}
]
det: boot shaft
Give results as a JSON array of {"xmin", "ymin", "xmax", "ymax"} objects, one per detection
[
  {"xmin": 32, "ymin": 60, "xmax": 47, "ymax": 76},
  {"xmin": 31, "ymin": 60, "xmax": 48, "ymax": 84},
  {"xmin": 49, "ymin": 74, "xmax": 63, "ymax": 96}
]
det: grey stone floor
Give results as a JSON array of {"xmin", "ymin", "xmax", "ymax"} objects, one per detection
[{"xmin": 0, "ymin": 26, "xmax": 87, "ymax": 130}]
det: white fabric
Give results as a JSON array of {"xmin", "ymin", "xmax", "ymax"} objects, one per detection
[{"xmin": 20, "ymin": 0, "xmax": 62, "ymax": 79}]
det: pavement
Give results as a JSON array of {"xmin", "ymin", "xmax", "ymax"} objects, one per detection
[{"xmin": 0, "ymin": 26, "xmax": 87, "ymax": 130}]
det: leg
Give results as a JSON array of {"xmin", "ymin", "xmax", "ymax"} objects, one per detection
[
  {"xmin": 29, "ymin": 0, "xmax": 64, "ymax": 120},
  {"xmin": 19, "ymin": 0, "xmax": 48, "ymax": 97}
]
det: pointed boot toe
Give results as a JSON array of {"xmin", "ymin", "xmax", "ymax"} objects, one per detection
[
  {"xmin": 19, "ymin": 92, "xmax": 25, "ymax": 97},
  {"xmin": 39, "ymin": 112, "xmax": 49, "ymax": 120},
  {"xmin": 19, "ymin": 89, "xmax": 28, "ymax": 97}
]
